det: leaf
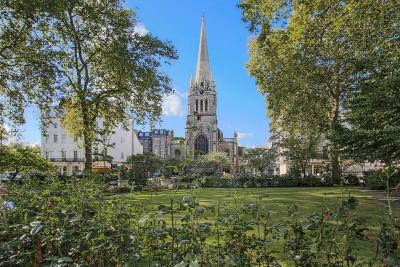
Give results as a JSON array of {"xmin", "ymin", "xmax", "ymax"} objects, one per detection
[
  {"xmin": 58, "ymin": 257, "xmax": 73, "ymax": 263},
  {"xmin": 174, "ymin": 261, "xmax": 187, "ymax": 267},
  {"xmin": 30, "ymin": 224, "xmax": 44, "ymax": 236}
]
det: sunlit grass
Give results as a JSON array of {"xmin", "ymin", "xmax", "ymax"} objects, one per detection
[{"xmin": 109, "ymin": 187, "xmax": 393, "ymax": 263}]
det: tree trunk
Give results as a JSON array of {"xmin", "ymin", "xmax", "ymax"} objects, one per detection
[
  {"xmin": 83, "ymin": 135, "xmax": 92, "ymax": 174},
  {"xmin": 331, "ymin": 151, "xmax": 341, "ymax": 183},
  {"xmin": 330, "ymin": 94, "xmax": 342, "ymax": 183}
]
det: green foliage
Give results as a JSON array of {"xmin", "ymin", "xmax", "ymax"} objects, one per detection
[
  {"xmin": 0, "ymin": 0, "xmax": 56, "ymax": 127},
  {"xmin": 241, "ymin": 147, "xmax": 276, "ymax": 175},
  {"xmin": 2, "ymin": 0, "xmax": 177, "ymax": 172},
  {"xmin": 127, "ymin": 153, "xmax": 162, "ymax": 189},
  {"xmin": 239, "ymin": 0, "xmax": 399, "ymax": 179},
  {"xmin": 1, "ymin": 178, "xmax": 398, "ymax": 266},
  {"xmin": 0, "ymin": 176, "xmax": 144, "ymax": 266},
  {"xmin": 366, "ymin": 170, "xmax": 400, "ymax": 190},
  {"xmin": 202, "ymin": 174, "xmax": 333, "ymax": 188},
  {"xmin": 0, "ymin": 145, "xmax": 54, "ymax": 178},
  {"xmin": 199, "ymin": 151, "xmax": 231, "ymax": 175}
]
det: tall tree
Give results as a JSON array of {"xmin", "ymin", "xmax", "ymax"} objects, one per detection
[
  {"xmin": 0, "ymin": 0, "xmax": 55, "ymax": 128},
  {"xmin": 239, "ymin": 0, "xmax": 398, "ymax": 180},
  {"xmin": 334, "ymin": 1, "xmax": 400, "ymax": 166},
  {"xmin": 9, "ymin": 0, "xmax": 177, "ymax": 172},
  {"xmin": 242, "ymin": 147, "xmax": 276, "ymax": 175}
]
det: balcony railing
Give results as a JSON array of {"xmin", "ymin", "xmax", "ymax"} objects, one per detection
[{"xmin": 49, "ymin": 158, "xmax": 84, "ymax": 162}]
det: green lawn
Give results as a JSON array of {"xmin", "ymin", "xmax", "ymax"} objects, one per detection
[
  {"xmin": 109, "ymin": 187, "xmax": 394, "ymax": 264},
  {"xmin": 111, "ymin": 187, "xmax": 391, "ymax": 224}
]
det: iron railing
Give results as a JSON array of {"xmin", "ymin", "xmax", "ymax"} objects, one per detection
[{"xmin": 49, "ymin": 158, "xmax": 84, "ymax": 162}]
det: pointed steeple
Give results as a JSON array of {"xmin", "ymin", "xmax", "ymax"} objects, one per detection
[{"xmin": 195, "ymin": 17, "xmax": 213, "ymax": 82}]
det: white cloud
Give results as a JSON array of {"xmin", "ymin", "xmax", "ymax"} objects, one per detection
[
  {"xmin": 162, "ymin": 91, "xmax": 185, "ymax": 117},
  {"xmin": 237, "ymin": 132, "xmax": 253, "ymax": 141},
  {"xmin": 134, "ymin": 22, "xmax": 149, "ymax": 36}
]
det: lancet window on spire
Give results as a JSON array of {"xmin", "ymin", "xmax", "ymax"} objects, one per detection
[
  {"xmin": 205, "ymin": 99, "xmax": 208, "ymax": 112},
  {"xmin": 195, "ymin": 99, "xmax": 198, "ymax": 112},
  {"xmin": 200, "ymin": 100, "xmax": 203, "ymax": 112}
]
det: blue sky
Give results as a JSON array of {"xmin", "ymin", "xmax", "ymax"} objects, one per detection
[{"xmin": 20, "ymin": 0, "xmax": 269, "ymax": 147}]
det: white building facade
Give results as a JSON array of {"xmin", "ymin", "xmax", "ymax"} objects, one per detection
[{"xmin": 41, "ymin": 118, "xmax": 143, "ymax": 176}]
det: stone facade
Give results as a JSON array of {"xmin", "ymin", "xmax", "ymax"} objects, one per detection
[
  {"xmin": 137, "ymin": 129, "xmax": 174, "ymax": 158},
  {"xmin": 184, "ymin": 17, "xmax": 238, "ymax": 169},
  {"xmin": 134, "ymin": 18, "xmax": 239, "ymax": 171}
]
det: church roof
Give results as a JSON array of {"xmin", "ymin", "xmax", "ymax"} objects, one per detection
[{"xmin": 195, "ymin": 17, "xmax": 213, "ymax": 82}]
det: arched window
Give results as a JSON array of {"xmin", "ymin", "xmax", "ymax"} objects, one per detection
[
  {"xmin": 195, "ymin": 99, "xmax": 198, "ymax": 112},
  {"xmin": 195, "ymin": 134, "xmax": 208, "ymax": 154},
  {"xmin": 200, "ymin": 100, "xmax": 203, "ymax": 112},
  {"xmin": 205, "ymin": 99, "xmax": 208, "ymax": 112}
]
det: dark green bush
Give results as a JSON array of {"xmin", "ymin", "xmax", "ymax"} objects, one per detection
[
  {"xmin": 202, "ymin": 174, "xmax": 332, "ymax": 188},
  {"xmin": 366, "ymin": 170, "xmax": 400, "ymax": 190},
  {"xmin": 343, "ymin": 174, "xmax": 360, "ymax": 185}
]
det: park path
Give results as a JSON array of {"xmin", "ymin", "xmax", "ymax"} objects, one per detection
[{"xmin": 358, "ymin": 189, "xmax": 400, "ymax": 214}]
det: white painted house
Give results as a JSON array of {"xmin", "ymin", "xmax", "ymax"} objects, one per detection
[{"xmin": 41, "ymin": 118, "xmax": 143, "ymax": 176}]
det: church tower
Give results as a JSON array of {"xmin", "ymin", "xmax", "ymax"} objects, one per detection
[{"xmin": 185, "ymin": 17, "xmax": 219, "ymax": 156}]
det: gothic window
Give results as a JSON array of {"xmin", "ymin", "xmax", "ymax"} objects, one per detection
[
  {"xmin": 195, "ymin": 99, "xmax": 198, "ymax": 112},
  {"xmin": 200, "ymin": 100, "xmax": 203, "ymax": 112},
  {"xmin": 195, "ymin": 134, "xmax": 208, "ymax": 154},
  {"xmin": 205, "ymin": 99, "xmax": 208, "ymax": 112}
]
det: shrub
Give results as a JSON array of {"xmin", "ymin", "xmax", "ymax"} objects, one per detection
[
  {"xmin": 202, "ymin": 174, "xmax": 332, "ymax": 188},
  {"xmin": 343, "ymin": 174, "xmax": 360, "ymax": 186},
  {"xmin": 366, "ymin": 170, "xmax": 400, "ymax": 190},
  {"xmin": 0, "ymin": 175, "xmax": 398, "ymax": 266}
]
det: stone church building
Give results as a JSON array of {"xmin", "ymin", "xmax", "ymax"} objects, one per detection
[
  {"xmin": 137, "ymin": 18, "xmax": 239, "ymax": 170},
  {"xmin": 184, "ymin": 17, "xmax": 238, "ymax": 166}
]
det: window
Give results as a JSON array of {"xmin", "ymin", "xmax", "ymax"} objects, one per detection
[
  {"xmin": 45, "ymin": 135, "xmax": 49, "ymax": 143},
  {"xmin": 54, "ymin": 134, "xmax": 58, "ymax": 143},
  {"xmin": 94, "ymin": 148, "xmax": 99, "ymax": 160},
  {"xmin": 73, "ymin": 136, "xmax": 78, "ymax": 142},
  {"xmin": 61, "ymin": 150, "xmax": 66, "ymax": 160},
  {"xmin": 195, "ymin": 134, "xmax": 208, "ymax": 154},
  {"xmin": 205, "ymin": 99, "xmax": 208, "ymax": 112},
  {"xmin": 73, "ymin": 166, "xmax": 79, "ymax": 174},
  {"xmin": 62, "ymin": 166, "xmax": 67, "ymax": 175},
  {"xmin": 200, "ymin": 100, "xmax": 203, "ymax": 112},
  {"xmin": 73, "ymin": 151, "xmax": 78, "ymax": 161},
  {"xmin": 121, "ymin": 152, "xmax": 124, "ymax": 159},
  {"xmin": 195, "ymin": 99, "xmax": 199, "ymax": 112},
  {"xmin": 53, "ymin": 122, "xmax": 58, "ymax": 128}
]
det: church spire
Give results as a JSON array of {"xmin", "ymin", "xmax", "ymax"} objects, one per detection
[{"xmin": 195, "ymin": 17, "xmax": 213, "ymax": 82}]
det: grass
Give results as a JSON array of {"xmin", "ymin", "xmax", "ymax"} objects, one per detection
[
  {"xmin": 109, "ymin": 186, "xmax": 394, "ymax": 264},
  {"xmin": 111, "ymin": 187, "xmax": 392, "ymax": 224}
]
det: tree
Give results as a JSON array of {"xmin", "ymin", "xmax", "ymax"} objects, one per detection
[
  {"xmin": 0, "ymin": 144, "xmax": 54, "ymax": 179},
  {"xmin": 0, "ymin": 0, "xmax": 55, "ymax": 128},
  {"xmin": 279, "ymin": 131, "xmax": 320, "ymax": 177},
  {"xmin": 126, "ymin": 152, "xmax": 162, "ymax": 185},
  {"xmin": 4, "ymin": 0, "xmax": 177, "ymax": 172},
  {"xmin": 93, "ymin": 126, "xmax": 115, "ymax": 171},
  {"xmin": 333, "ymin": 1, "xmax": 400, "ymax": 167},
  {"xmin": 238, "ymin": 0, "xmax": 398, "ymax": 181},
  {"xmin": 242, "ymin": 147, "xmax": 276, "ymax": 175},
  {"xmin": 201, "ymin": 152, "xmax": 231, "ymax": 175}
]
